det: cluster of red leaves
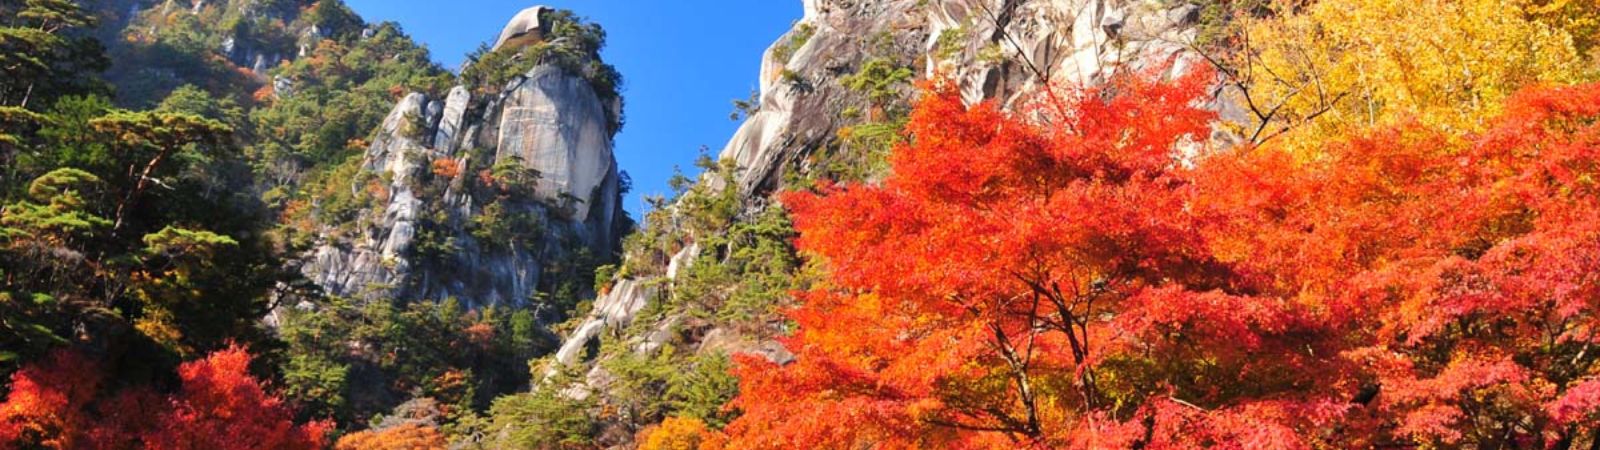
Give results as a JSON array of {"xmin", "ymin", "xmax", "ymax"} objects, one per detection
[
  {"xmin": 725, "ymin": 70, "xmax": 1600, "ymax": 448},
  {"xmin": 0, "ymin": 347, "xmax": 330, "ymax": 449}
]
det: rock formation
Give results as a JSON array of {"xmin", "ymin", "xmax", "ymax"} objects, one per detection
[
  {"xmin": 301, "ymin": 7, "xmax": 626, "ymax": 311},
  {"xmin": 494, "ymin": 6, "xmax": 552, "ymax": 51}
]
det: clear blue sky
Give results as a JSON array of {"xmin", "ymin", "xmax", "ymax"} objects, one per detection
[{"xmin": 343, "ymin": 1, "xmax": 802, "ymax": 216}]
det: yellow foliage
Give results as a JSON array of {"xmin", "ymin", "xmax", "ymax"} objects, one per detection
[
  {"xmin": 1233, "ymin": 0, "xmax": 1595, "ymax": 148},
  {"xmin": 636, "ymin": 417, "xmax": 725, "ymax": 450},
  {"xmin": 1528, "ymin": 0, "xmax": 1600, "ymax": 56}
]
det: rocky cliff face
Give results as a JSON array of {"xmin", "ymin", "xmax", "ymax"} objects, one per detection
[
  {"xmin": 301, "ymin": 9, "xmax": 626, "ymax": 310},
  {"xmin": 719, "ymin": 0, "xmax": 1219, "ymax": 195},
  {"xmin": 549, "ymin": 0, "xmax": 1224, "ymax": 434}
]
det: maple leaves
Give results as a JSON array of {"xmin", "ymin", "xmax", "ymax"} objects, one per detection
[
  {"xmin": 726, "ymin": 67, "xmax": 1600, "ymax": 447},
  {"xmin": 0, "ymin": 346, "xmax": 329, "ymax": 449}
]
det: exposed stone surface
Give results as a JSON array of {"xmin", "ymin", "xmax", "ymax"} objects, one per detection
[
  {"xmin": 494, "ymin": 65, "xmax": 616, "ymax": 222},
  {"xmin": 494, "ymin": 6, "xmax": 552, "ymax": 51},
  {"xmin": 552, "ymin": 278, "xmax": 657, "ymax": 366},
  {"xmin": 434, "ymin": 86, "xmax": 471, "ymax": 154},
  {"xmin": 301, "ymin": 31, "xmax": 625, "ymax": 310}
]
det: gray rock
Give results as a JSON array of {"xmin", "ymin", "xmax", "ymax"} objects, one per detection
[
  {"xmin": 552, "ymin": 278, "xmax": 656, "ymax": 367},
  {"xmin": 272, "ymin": 76, "xmax": 294, "ymax": 98},
  {"xmin": 495, "ymin": 66, "xmax": 614, "ymax": 222},
  {"xmin": 434, "ymin": 86, "xmax": 471, "ymax": 154},
  {"xmin": 493, "ymin": 6, "xmax": 551, "ymax": 52},
  {"xmin": 1168, "ymin": 4, "xmax": 1201, "ymax": 26},
  {"xmin": 301, "ymin": 61, "xmax": 623, "ymax": 311}
]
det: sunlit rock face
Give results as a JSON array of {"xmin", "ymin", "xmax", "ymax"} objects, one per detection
[
  {"xmin": 493, "ymin": 6, "xmax": 552, "ymax": 52},
  {"xmin": 301, "ymin": 8, "xmax": 624, "ymax": 311},
  {"xmin": 492, "ymin": 65, "xmax": 616, "ymax": 222}
]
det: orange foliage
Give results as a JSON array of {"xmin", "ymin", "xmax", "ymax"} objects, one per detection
[
  {"xmin": 366, "ymin": 179, "xmax": 391, "ymax": 203},
  {"xmin": 431, "ymin": 157, "xmax": 463, "ymax": 180},
  {"xmin": 335, "ymin": 424, "xmax": 448, "ymax": 450},
  {"xmin": 0, "ymin": 347, "xmax": 330, "ymax": 449},
  {"xmin": 637, "ymin": 417, "xmax": 725, "ymax": 450},
  {"xmin": 728, "ymin": 72, "xmax": 1600, "ymax": 448},
  {"xmin": 252, "ymin": 84, "xmax": 275, "ymax": 103}
]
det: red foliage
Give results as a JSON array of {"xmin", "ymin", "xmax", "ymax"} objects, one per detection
[
  {"xmin": 0, "ymin": 352, "xmax": 102, "ymax": 449},
  {"xmin": 0, "ymin": 347, "xmax": 330, "ymax": 450},
  {"xmin": 144, "ymin": 347, "xmax": 332, "ymax": 449},
  {"xmin": 728, "ymin": 73, "xmax": 1600, "ymax": 448}
]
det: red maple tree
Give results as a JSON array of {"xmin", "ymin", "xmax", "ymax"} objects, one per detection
[
  {"xmin": 725, "ymin": 71, "xmax": 1600, "ymax": 448},
  {"xmin": 0, "ymin": 346, "xmax": 330, "ymax": 449}
]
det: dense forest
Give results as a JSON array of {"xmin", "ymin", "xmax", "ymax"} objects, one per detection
[{"xmin": 4, "ymin": 0, "xmax": 1600, "ymax": 448}]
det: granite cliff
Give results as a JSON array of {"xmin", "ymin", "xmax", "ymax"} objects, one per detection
[{"xmin": 300, "ymin": 6, "xmax": 627, "ymax": 313}]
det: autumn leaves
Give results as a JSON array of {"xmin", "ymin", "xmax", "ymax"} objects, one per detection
[
  {"xmin": 706, "ymin": 73, "xmax": 1600, "ymax": 448},
  {"xmin": 703, "ymin": 21, "xmax": 1600, "ymax": 450}
]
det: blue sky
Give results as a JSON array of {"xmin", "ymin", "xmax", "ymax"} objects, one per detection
[{"xmin": 343, "ymin": 1, "xmax": 802, "ymax": 216}]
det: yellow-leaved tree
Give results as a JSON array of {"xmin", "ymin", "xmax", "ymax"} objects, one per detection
[{"xmin": 1225, "ymin": 0, "xmax": 1596, "ymax": 148}]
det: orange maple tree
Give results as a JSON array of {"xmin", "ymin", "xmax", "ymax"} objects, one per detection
[
  {"xmin": 334, "ymin": 423, "xmax": 448, "ymax": 450},
  {"xmin": 0, "ymin": 346, "xmax": 330, "ymax": 449},
  {"xmin": 725, "ymin": 70, "xmax": 1600, "ymax": 448}
]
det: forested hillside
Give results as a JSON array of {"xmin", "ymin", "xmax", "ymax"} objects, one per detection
[
  {"xmin": 5, "ymin": 0, "xmax": 1600, "ymax": 448},
  {"xmin": 1, "ymin": 0, "xmax": 624, "ymax": 446}
]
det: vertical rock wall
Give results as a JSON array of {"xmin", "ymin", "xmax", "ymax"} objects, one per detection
[{"xmin": 302, "ymin": 63, "xmax": 625, "ymax": 310}]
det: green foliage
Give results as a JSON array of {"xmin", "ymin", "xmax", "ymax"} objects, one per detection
[
  {"xmin": 157, "ymin": 84, "xmax": 246, "ymax": 130},
  {"xmin": 840, "ymin": 57, "xmax": 913, "ymax": 108},
  {"xmin": 770, "ymin": 23, "xmax": 815, "ymax": 63},
  {"xmin": 2, "ymin": 168, "xmax": 111, "ymax": 243},
  {"xmin": 470, "ymin": 202, "xmax": 544, "ymax": 251},
  {"xmin": 667, "ymin": 206, "xmax": 798, "ymax": 328},
  {"xmin": 0, "ymin": 106, "xmax": 47, "ymax": 151},
  {"xmin": 489, "ymin": 157, "xmax": 542, "ymax": 198},
  {"xmin": 483, "ymin": 363, "xmax": 598, "ymax": 449},
  {"xmin": 934, "ymin": 25, "xmax": 968, "ymax": 60},
  {"xmin": 602, "ymin": 346, "xmax": 740, "ymax": 429},
  {"xmin": 2, "ymin": 95, "xmax": 280, "ymax": 382},
  {"xmin": 977, "ymin": 42, "xmax": 1006, "ymax": 64},
  {"xmin": 729, "ymin": 89, "xmax": 760, "ymax": 121},
  {"xmin": 618, "ymin": 153, "xmax": 742, "ymax": 281},
  {"xmin": 142, "ymin": 225, "xmax": 238, "ymax": 256},
  {"xmin": 26, "ymin": 95, "xmax": 112, "ymax": 172},
  {"xmin": 308, "ymin": 155, "xmax": 378, "ymax": 226},
  {"xmin": 778, "ymin": 69, "xmax": 809, "ymax": 94},
  {"xmin": 681, "ymin": 156, "xmax": 742, "ymax": 238},
  {"xmin": 304, "ymin": 0, "xmax": 364, "ymax": 40},
  {"xmin": 276, "ymin": 296, "xmax": 549, "ymax": 427},
  {"xmin": 0, "ymin": 0, "xmax": 110, "ymax": 109},
  {"xmin": 250, "ymin": 21, "xmax": 451, "ymax": 184}
]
